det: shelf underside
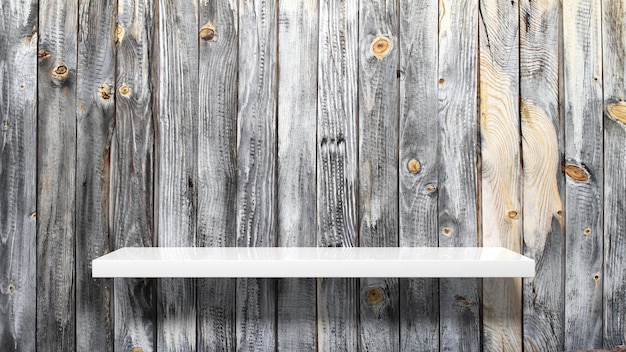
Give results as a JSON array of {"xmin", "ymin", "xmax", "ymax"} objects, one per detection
[{"xmin": 92, "ymin": 247, "xmax": 535, "ymax": 278}]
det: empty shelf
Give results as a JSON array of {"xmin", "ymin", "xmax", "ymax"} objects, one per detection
[{"xmin": 92, "ymin": 247, "xmax": 535, "ymax": 278}]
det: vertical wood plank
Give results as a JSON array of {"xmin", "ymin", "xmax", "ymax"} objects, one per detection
[
  {"xmin": 437, "ymin": 0, "xmax": 480, "ymax": 350},
  {"xmin": 36, "ymin": 0, "xmax": 78, "ymax": 350},
  {"xmin": 478, "ymin": 1, "xmax": 522, "ymax": 351},
  {"xmin": 276, "ymin": 0, "xmax": 318, "ymax": 351},
  {"xmin": 317, "ymin": 0, "xmax": 358, "ymax": 351},
  {"xmin": 398, "ymin": 0, "xmax": 439, "ymax": 350},
  {"xmin": 519, "ymin": 0, "xmax": 565, "ymax": 351},
  {"xmin": 358, "ymin": 0, "xmax": 399, "ymax": 351},
  {"xmin": 112, "ymin": 0, "xmax": 156, "ymax": 350},
  {"xmin": 603, "ymin": 0, "xmax": 626, "ymax": 348},
  {"xmin": 155, "ymin": 0, "xmax": 198, "ymax": 350},
  {"xmin": 197, "ymin": 0, "xmax": 237, "ymax": 351},
  {"xmin": 75, "ymin": 0, "xmax": 116, "ymax": 350},
  {"xmin": 563, "ymin": 0, "xmax": 603, "ymax": 349},
  {"xmin": 236, "ymin": 0, "xmax": 278, "ymax": 350},
  {"xmin": 0, "ymin": 0, "xmax": 37, "ymax": 350}
]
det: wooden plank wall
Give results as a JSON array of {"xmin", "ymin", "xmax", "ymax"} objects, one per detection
[{"xmin": 3, "ymin": 0, "xmax": 626, "ymax": 351}]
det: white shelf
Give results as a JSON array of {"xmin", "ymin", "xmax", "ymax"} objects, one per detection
[{"xmin": 92, "ymin": 247, "xmax": 535, "ymax": 278}]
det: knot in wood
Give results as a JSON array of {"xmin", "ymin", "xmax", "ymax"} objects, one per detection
[
  {"xmin": 564, "ymin": 164, "xmax": 589, "ymax": 182},
  {"xmin": 371, "ymin": 36, "xmax": 391, "ymax": 60},
  {"xmin": 594, "ymin": 273, "xmax": 600, "ymax": 281},
  {"xmin": 38, "ymin": 49, "xmax": 50, "ymax": 59},
  {"xmin": 52, "ymin": 65, "xmax": 68, "ymax": 79},
  {"xmin": 442, "ymin": 227, "xmax": 452, "ymax": 236},
  {"xmin": 425, "ymin": 184, "xmax": 436, "ymax": 193},
  {"xmin": 584, "ymin": 228, "xmax": 591, "ymax": 236},
  {"xmin": 365, "ymin": 287, "xmax": 384, "ymax": 305},
  {"xmin": 200, "ymin": 23, "xmax": 216, "ymax": 41},
  {"xmin": 119, "ymin": 85, "xmax": 131, "ymax": 96},
  {"xmin": 115, "ymin": 25, "xmax": 125, "ymax": 44},
  {"xmin": 30, "ymin": 212, "xmax": 36, "ymax": 220},
  {"xmin": 131, "ymin": 348, "xmax": 144, "ymax": 352},
  {"xmin": 100, "ymin": 83, "xmax": 112, "ymax": 100},
  {"xmin": 508, "ymin": 210, "xmax": 519, "ymax": 219},
  {"xmin": 8, "ymin": 282, "xmax": 14, "ymax": 294},
  {"xmin": 607, "ymin": 102, "xmax": 626, "ymax": 124},
  {"xmin": 408, "ymin": 159, "xmax": 421, "ymax": 174}
]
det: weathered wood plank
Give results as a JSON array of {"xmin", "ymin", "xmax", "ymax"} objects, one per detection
[
  {"xmin": 276, "ymin": 0, "xmax": 318, "ymax": 351},
  {"xmin": 602, "ymin": 0, "xmax": 626, "ymax": 348},
  {"xmin": 398, "ymin": 0, "xmax": 439, "ymax": 349},
  {"xmin": 317, "ymin": 0, "xmax": 358, "ymax": 351},
  {"xmin": 563, "ymin": 1, "xmax": 603, "ymax": 349},
  {"xmin": 0, "ymin": 0, "xmax": 37, "ymax": 350},
  {"xmin": 236, "ymin": 0, "xmax": 278, "ymax": 351},
  {"xmin": 478, "ymin": 1, "xmax": 522, "ymax": 351},
  {"xmin": 519, "ymin": 0, "xmax": 565, "ymax": 351},
  {"xmin": 75, "ymin": 0, "xmax": 116, "ymax": 350},
  {"xmin": 358, "ymin": 0, "xmax": 399, "ymax": 351},
  {"xmin": 155, "ymin": 0, "xmax": 198, "ymax": 350},
  {"xmin": 197, "ymin": 1, "xmax": 238, "ymax": 351},
  {"xmin": 36, "ymin": 0, "xmax": 78, "ymax": 350},
  {"xmin": 112, "ymin": 0, "xmax": 156, "ymax": 350},
  {"xmin": 437, "ymin": 0, "xmax": 480, "ymax": 350}
]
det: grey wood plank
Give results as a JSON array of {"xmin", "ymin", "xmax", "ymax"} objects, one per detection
[
  {"xmin": 112, "ymin": 0, "xmax": 157, "ymax": 350},
  {"xmin": 437, "ymin": 0, "xmax": 480, "ymax": 351},
  {"xmin": 155, "ymin": 0, "xmax": 198, "ymax": 350},
  {"xmin": 357, "ymin": 0, "xmax": 399, "ymax": 351},
  {"xmin": 316, "ymin": 0, "xmax": 358, "ymax": 351},
  {"xmin": 563, "ymin": 1, "xmax": 603, "ymax": 349},
  {"xmin": 36, "ymin": 0, "xmax": 78, "ymax": 350},
  {"xmin": 519, "ymin": 0, "xmax": 565, "ymax": 351},
  {"xmin": 236, "ymin": 0, "xmax": 278, "ymax": 350},
  {"xmin": 0, "ymin": 0, "xmax": 37, "ymax": 350},
  {"xmin": 197, "ymin": 0, "xmax": 238, "ymax": 351},
  {"xmin": 478, "ymin": 1, "xmax": 522, "ymax": 351},
  {"xmin": 276, "ymin": 0, "xmax": 318, "ymax": 351},
  {"xmin": 75, "ymin": 0, "xmax": 116, "ymax": 350},
  {"xmin": 602, "ymin": 0, "xmax": 626, "ymax": 348},
  {"xmin": 398, "ymin": 0, "xmax": 439, "ymax": 350}
]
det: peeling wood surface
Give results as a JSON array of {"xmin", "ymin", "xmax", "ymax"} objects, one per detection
[
  {"xmin": 236, "ymin": 1, "xmax": 278, "ymax": 351},
  {"xmin": 197, "ymin": 0, "xmax": 237, "ymax": 351},
  {"xmin": 563, "ymin": 1, "xmax": 604, "ymax": 350},
  {"xmin": 276, "ymin": 1, "xmax": 318, "ymax": 350},
  {"xmin": 154, "ymin": 0, "xmax": 198, "ymax": 350},
  {"xmin": 36, "ymin": 0, "xmax": 78, "ymax": 350},
  {"xmin": 316, "ymin": 0, "xmax": 358, "ymax": 351},
  {"xmin": 112, "ymin": 0, "xmax": 156, "ymax": 350},
  {"xmin": 478, "ymin": 1, "xmax": 522, "ymax": 351},
  {"xmin": 358, "ymin": 0, "xmax": 399, "ymax": 351},
  {"xmin": 437, "ymin": 0, "xmax": 481, "ymax": 350},
  {"xmin": 602, "ymin": 0, "xmax": 626, "ymax": 348},
  {"xmin": 398, "ymin": 0, "xmax": 439, "ymax": 349},
  {"xmin": 75, "ymin": 0, "xmax": 116, "ymax": 350},
  {"xmin": 0, "ymin": 0, "xmax": 37, "ymax": 351}
]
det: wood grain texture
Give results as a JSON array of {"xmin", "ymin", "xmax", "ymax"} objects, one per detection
[
  {"xmin": 478, "ymin": 1, "xmax": 522, "ymax": 351},
  {"xmin": 276, "ymin": 0, "xmax": 318, "ymax": 351},
  {"xmin": 236, "ymin": 0, "xmax": 277, "ymax": 350},
  {"xmin": 358, "ymin": 0, "xmax": 399, "ymax": 351},
  {"xmin": 437, "ymin": 0, "xmax": 480, "ymax": 350},
  {"xmin": 317, "ymin": 0, "xmax": 358, "ymax": 351},
  {"xmin": 602, "ymin": 0, "xmax": 626, "ymax": 348},
  {"xmin": 155, "ymin": 0, "xmax": 198, "ymax": 350},
  {"xmin": 519, "ymin": 1, "xmax": 565, "ymax": 351},
  {"xmin": 197, "ymin": 1, "xmax": 237, "ymax": 351},
  {"xmin": 398, "ymin": 0, "xmax": 439, "ymax": 349},
  {"xmin": 112, "ymin": 0, "xmax": 156, "ymax": 350},
  {"xmin": 75, "ymin": 0, "xmax": 116, "ymax": 350},
  {"xmin": 36, "ymin": 0, "xmax": 78, "ymax": 350},
  {"xmin": 0, "ymin": 0, "xmax": 37, "ymax": 350},
  {"xmin": 563, "ymin": 1, "xmax": 603, "ymax": 349}
]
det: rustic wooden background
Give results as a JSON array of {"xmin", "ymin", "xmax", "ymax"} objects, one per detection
[{"xmin": 1, "ymin": 0, "xmax": 625, "ymax": 351}]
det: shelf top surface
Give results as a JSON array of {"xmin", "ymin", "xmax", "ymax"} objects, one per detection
[{"xmin": 93, "ymin": 247, "xmax": 535, "ymax": 278}]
